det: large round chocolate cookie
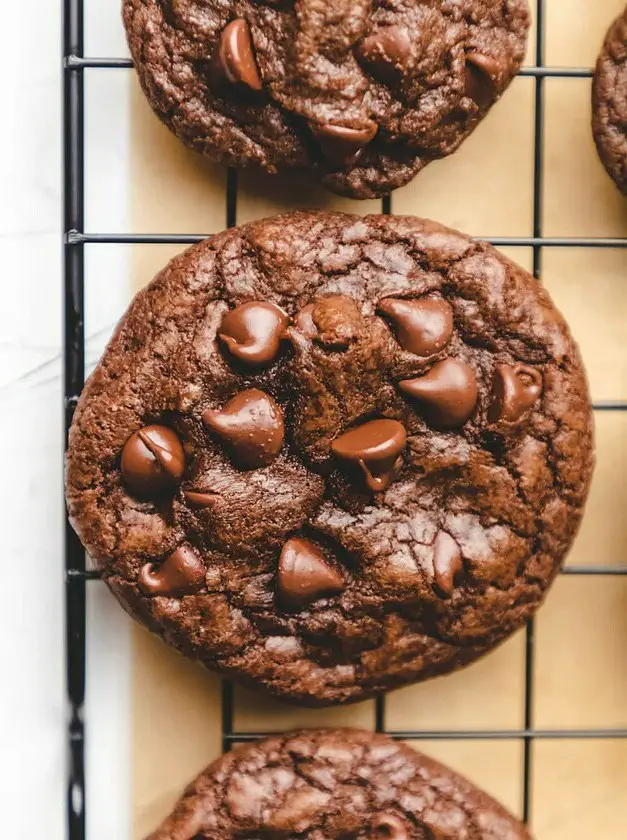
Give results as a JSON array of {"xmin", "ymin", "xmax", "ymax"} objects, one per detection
[
  {"xmin": 592, "ymin": 5, "xmax": 627, "ymax": 194},
  {"xmin": 66, "ymin": 211, "xmax": 593, "ymax": 706},
  {"xmin": 123, "ymin": 0, "xmax": 530, "ymax": 198},
  {"xmin": 146, "ymin": 728, "xmax": 531, "ymax": 839}
]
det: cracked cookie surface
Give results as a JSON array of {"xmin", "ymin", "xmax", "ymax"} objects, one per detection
[
  {"xmin": 145, "ymin": 728, "xmax": 532, "ymax": 839},
  {"xmin": 66, "ymin": 211, "xmax": 593, "ymax": 706},
  {"xmin": 123, "ymin": 0, "xmax": 530, "ymax": 198},
  {"xmin": 592, "ymin": 5, "xmax": 627, "ymax": 194}
]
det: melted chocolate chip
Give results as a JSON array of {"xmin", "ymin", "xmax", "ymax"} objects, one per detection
[
  {"xmin": 293, "ymin": 295, "xmax": 363, "ymax": 350},
  {"xmin": 184, "ymin": 490, "xmax": 220, "ymax": 508},
  {"xmin": 203, "ymin": 389, "xmax": 284, "ymax": 469},
  {"xmin": 331, "ymin": 418, "xmax": 406, "ymax": 492},
  {"xmin": 215, "ymin": 19, "xmax": 262, "ymax": 91},
  {"xmin": 219, "ymin": 301, "xmax": 289, "ymax": 367},
  {"xmin": 488, "ymin": 364, "xmax": 543, "ymax": 424},
  {"xmin": 356, "ymin": 26, "xmax": 411, "ymax": 83},
  {"xmin": 121, "ymin": 425, "xmax": 185, "ymax": 498},
  {"xmin": 310, "ymin": 121, "xmax": 378, "ymax": 167},
  {"xmin": 399, "ymin": 358, "xmax": 478, "ymax": 429},
  {"xmin": 432, "ymin": 531, "xmax": 463, "ymax": 598},
  {"xmin": 138, "ymin": 545, "xmax": 205, "ymax": 597},
  {"xmin": 278, "ymin": 537, "xmax": 345, "ymax": 610},
  {"xmin": 465, "ymin": 52, "xmax": 500, "ymax": 108},
  {"xmin": 377, "ymin": 297, "xmax": 453, "ymax": 357},
  {"xmin": 370, "ymin": 813, "xmax": 410, "ymax": 839}
]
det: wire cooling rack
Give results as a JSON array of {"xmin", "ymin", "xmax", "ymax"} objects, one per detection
[{"xmin": 63, "ymin": 1, "xmax": 627, "ymax": 837}]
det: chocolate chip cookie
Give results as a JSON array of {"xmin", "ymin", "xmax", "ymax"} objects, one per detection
[
  {"xmin": 123, "ymin": 0, "xmax": 530, "ymax": 198},
  {"xmin": 146, "ymin": 728, "xmax": 531, "ymax": 839},
  {"xmin": 592, "ymin": 5, "xmax": 627, "ymax": 194},
  {"xmin": 66, "ymin": 211, "xmax": 593, "ymax": 706}
]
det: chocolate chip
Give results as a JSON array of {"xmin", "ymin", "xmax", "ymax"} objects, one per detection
[
  {"xmin": 291, "ymin": 303, "xmax": 317, "ymax": 339},
  {"xmin": 433, "ymin": 531, "xmax": 463, "ymax": 598},
  {"xmin": 203, "ymin": 389, "xmax": 284, "ymax": 469},
  {"xmin": 184, "ymin": 490, "xmax": 220, "ymax": 508},
  {"xmin": 332, "ymin": 418, "xmax": 406, "ymax": 492},
  {"xmin": 356, "ymin": 26, "xmax": 411, "ymax": 83},
  {"xmin": 488, "ymin": 364, "xmax": 543, "ymax": 424},
  {"xmin": 215, "ymin": 19, "xmax": 262, "ymax": 91},
  {"xmin": 138, "ymin": 545, "xmax": 205, "ymax": 597},
  {"xmin": 370, "ymin": 813, "xmax": 410, "ymax": 839},
  {"xmin": 121, "ymin": 425, "xmax": 185, "ymax": 498},
  {"xmin": 278, "ymin": 537, "xmax": 345, "ymax": 610},
  {"xmin": 399, "ymin": 358, "xmax": 478, "ymax": 429},
  {"xmin": 293, "ymin": 295, "xmax": 363, "ymax": 350},
  {"xmin": 465, "ymin": 52, "xmax": 500, "ymax": 108},
  {"xmin": 377, "ymin": 296, "xmax": 453, "ymax": 357},
  {"xmin": 219, "ymin": 301, "xmax": 289, "ymax": 367},
  {"xmin": 310, "ymin": 121, "xmax": 378, "ymax": 167}
]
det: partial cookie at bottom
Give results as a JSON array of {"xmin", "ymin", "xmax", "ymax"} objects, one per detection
[{"xmin": 146, "ymin": 728, "xmax": 532, "ymax": 839}]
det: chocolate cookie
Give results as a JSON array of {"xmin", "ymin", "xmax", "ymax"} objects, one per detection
[
  {"xmin": 66, "ymin": 211, "xmax": 593, "ymax": 706},
  {"xmin": 123, "ymin": 0, "xmax": 530, "ymax": 198},
  {"xmin": 146, "ymin": 728, "xmax": 532, "ymax": 839},
  {"xmin": 592, "ymin": 6, "xmax": 627, "ymax": 194}
]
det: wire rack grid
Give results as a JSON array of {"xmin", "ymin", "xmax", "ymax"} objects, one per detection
[{"xmin": 63, "ymin": 1, "xmax": 627, "ymax": 838}]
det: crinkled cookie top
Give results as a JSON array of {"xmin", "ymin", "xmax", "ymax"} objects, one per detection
[
  {"xmin": 146, "ymin": 728, "xmax": 532, "ymax": 839},
  {"xmin": 123, "ymin": 0, "xmax": 530, "ymax": 197},
  {"xmin": 593, "ymin": 5, "xmax": 627, "ymax": 194},
  {"xmin": 66, "ymin": 211, "xmax": 593, "ymax": 706}
]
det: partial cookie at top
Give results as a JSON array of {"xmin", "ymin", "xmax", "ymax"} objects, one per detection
[
  {"xmin": 65, "ymin": 211, "xmax": 593, "ymax": 706},
  {"xmin": 146, "ymin": 728, "xmax": 532, "ymax": 839},
  {"xmin": 592, "ymin": 5, "xmax": 627, "ymax": 194},
  {"xmin": 122, "ymin": 0, "xmax": 530, "ymax": 198}
]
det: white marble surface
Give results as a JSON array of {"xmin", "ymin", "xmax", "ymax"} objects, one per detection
[{"xmin": 3, "ymin": 2, "xmax": 133, "ymax": 837}]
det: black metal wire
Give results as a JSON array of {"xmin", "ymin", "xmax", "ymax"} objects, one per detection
[
  {"xmin": 223, "ymin": 727, "xmax": 627, "ymax": 748},
  {"xmin": 223, "ymin": 726, "xmax": 627, "ymax": 743},
  {"xmin": 63, "ymin": 2, "xmax": 627, "ymax": 836},
  {"xmin": 66, "ymin": 231, "xmax": 627, "ymax": 247},
  {"xmin": 66, "ymin": 563, "xmax": 627, "ymax": 582},
  {"xmin": 64, "ymin": 57, "xmax": 595, "ymax": 78},
  {"xmin": 63, "ymin": 3, "xmax": 86, "ymax": 840},
  {"xmin": 521, "ymin": 0, "xmax": 546, "ymax": 822}
]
